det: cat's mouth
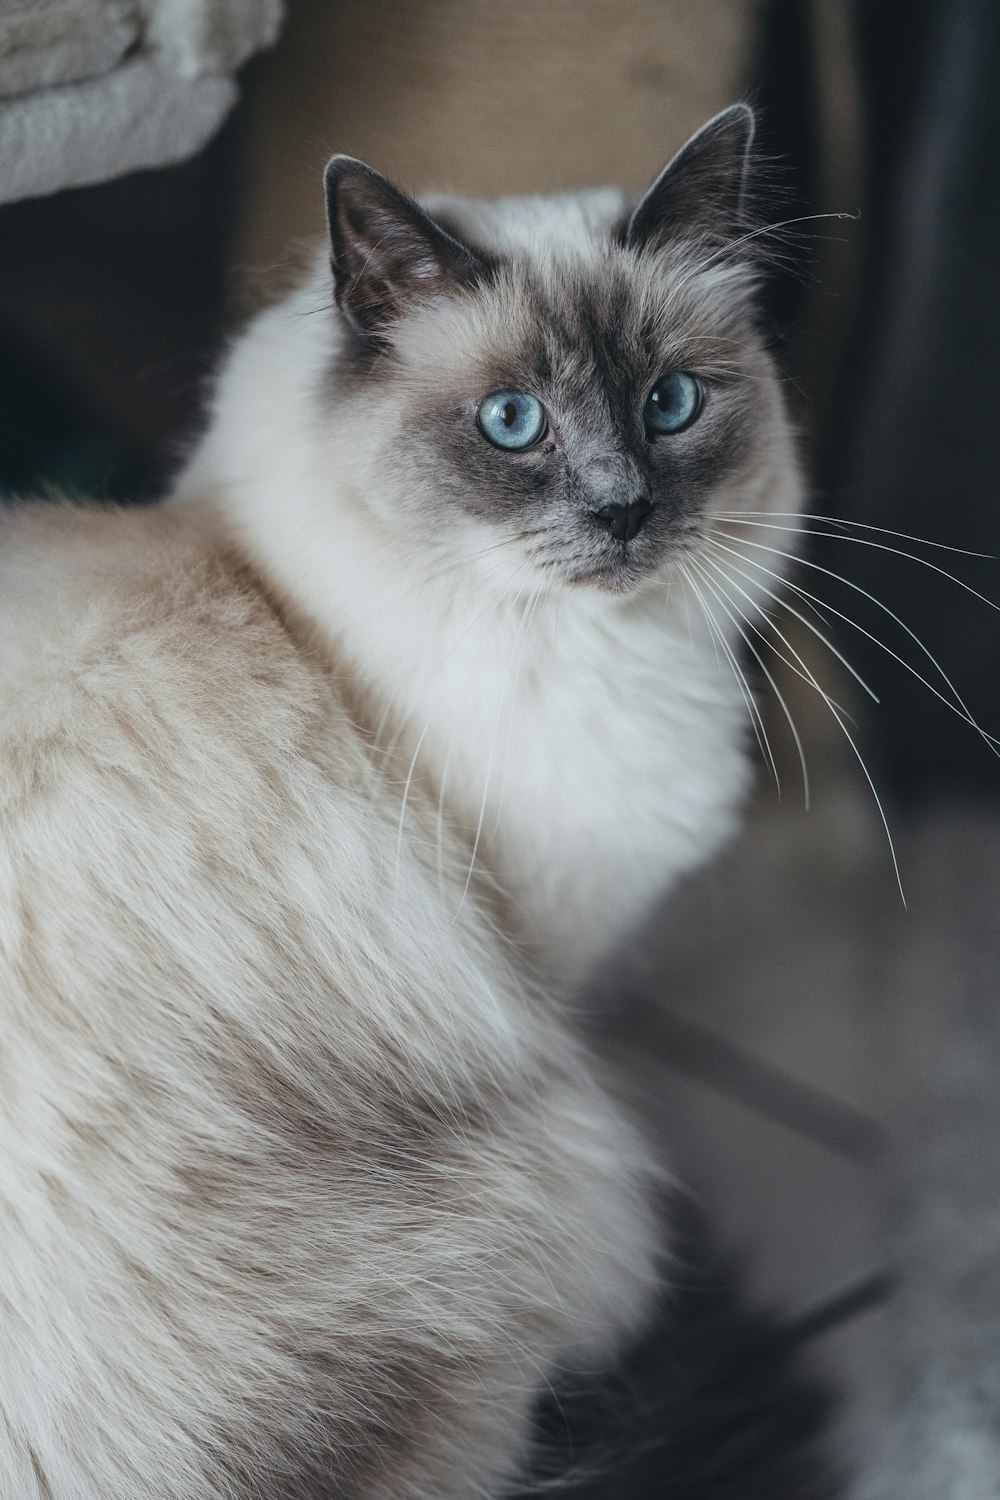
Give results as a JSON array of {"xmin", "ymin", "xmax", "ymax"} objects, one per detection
[
  {"xmin": 563, "ymin": 545, "xmax": 665, "ymax": 593},
  {"xmin": 562, "ymin": 529, "xmax": 702, "ymax": 593},
  {"xmin": 519, "ymin": 511, "xmax": 707, "ymax": 593}
]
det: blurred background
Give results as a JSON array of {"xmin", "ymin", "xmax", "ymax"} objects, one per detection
[{"xmin": 2, "ymin": 2, "xmax": 998, "ymax": 1493}]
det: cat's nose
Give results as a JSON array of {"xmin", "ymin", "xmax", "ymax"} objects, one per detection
[{"xmin": 594, "ymin": 494, "xmax": 653, "ymax": 543}]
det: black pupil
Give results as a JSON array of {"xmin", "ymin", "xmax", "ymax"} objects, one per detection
[{"xmin": 501, "ymin": 401, "xmax": 518, "ymax": 427}]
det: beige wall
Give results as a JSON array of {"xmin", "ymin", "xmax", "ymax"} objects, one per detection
[{"xmin": 238, "ymin": 0, "xmax": 762, "ymax": 277}]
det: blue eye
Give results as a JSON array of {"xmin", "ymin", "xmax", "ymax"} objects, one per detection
[
  {"xmin": 477, "ymin": 391, "xmax": 547, "ymax": 450},
  {"xmin": 644, "ymin": 372, "xmax": 702, "ymax": 435}
]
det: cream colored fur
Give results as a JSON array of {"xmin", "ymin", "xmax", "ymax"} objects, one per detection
[{"xmin": 0, "ymin": 163, "xmax": 800, "ymax": 1497}]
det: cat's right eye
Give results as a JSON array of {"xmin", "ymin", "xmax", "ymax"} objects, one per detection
[{"xmin": 477, "ymin": 391, "xmax": 547, "ymax": 451}]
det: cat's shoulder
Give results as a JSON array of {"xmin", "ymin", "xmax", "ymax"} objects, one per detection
[
  {"xmin": 0, "ymin": 497, "xmax": 219, "ymax": 644},
  {"xmin": 0, "ymin": 501, "xmax": 327, "ymax": 808}
]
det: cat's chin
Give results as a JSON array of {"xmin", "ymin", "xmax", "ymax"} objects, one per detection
[{"xmin": 563, "ymin": 552, "xmax": 669, "ymax": 594}]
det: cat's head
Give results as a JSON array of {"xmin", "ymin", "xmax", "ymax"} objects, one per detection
[{"xmin": 320, "ymin": 105, "xmax": 793, "ymax": 595}]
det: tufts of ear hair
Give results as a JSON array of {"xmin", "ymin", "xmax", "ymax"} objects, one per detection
[
  {"xmin": 324, "ymin": 156, "xmax": 494, "ymax": 341},
  {"xmin": 620, "ymin": 103, "xmax": 757, "ymax": 257}
]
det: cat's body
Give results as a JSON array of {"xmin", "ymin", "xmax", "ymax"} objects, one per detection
[
  {"xmin": 0, "ymin": 502, "xmax": 662, "ymax": 1500},
  {"xmin": 0, "ymin": 109, "xmax": 802, "ymax": 1497}
]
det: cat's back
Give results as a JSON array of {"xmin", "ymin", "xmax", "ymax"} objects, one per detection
[
  {"xmin": 0, "ymin": 499, "xmax": 309, "ymax": 732},
  {"xmin": 0, "ymin": 500, "xmax": 206, "ymax": 692},
  {"xmin": 0, "ymin": 499, "xmax": 361, "ymax": 1036},
  {"xmin": 0, "ymin": 501, "xmax": 336, "ymax": 818}
]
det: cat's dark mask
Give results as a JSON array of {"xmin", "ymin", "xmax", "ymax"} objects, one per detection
[{"xmin": 321, "ymin": 107, "xmax": 784, "ymax": 593}]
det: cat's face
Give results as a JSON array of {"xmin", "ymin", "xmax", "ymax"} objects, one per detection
[{"xmin": 323, "ymin": 107, "xmax": 789, "ymax": 595}]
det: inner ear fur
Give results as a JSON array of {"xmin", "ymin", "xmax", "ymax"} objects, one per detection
[
  {"xmin": 324, "ymin": 157, "xmax": 493, "ymax": 338},
  {"xmin": 620, "ymin": 104, "xmax": 756, "ymax": 254}
]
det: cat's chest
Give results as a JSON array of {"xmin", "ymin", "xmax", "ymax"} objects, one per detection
[{"xmin": 387, "ymin": 601, "xmax": 750, "ymax": 985}]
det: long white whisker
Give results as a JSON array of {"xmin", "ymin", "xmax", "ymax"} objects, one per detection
[
  {"xmin": 489, "ymin": 582, "xmax": 547, "ymax": 841},
  {"xmin": 455, "ymin": 584, "xmax": 544, "ymax": 920},
  {"xmin": 679, "ymin": 561, "xmax": 780, "ymax": 795},
  {"xmin": 715, "ymin": 511, "xmax": 995, "ymax": 559},
  {"xmin": 671, "ymin": 212, "xmax": 859, "ymax": 298},
  {"xmin": 689, "ymin": 557, "xmax": 810, "ymax": 807},
  {"xmin": 688, "ymin": 555, "xmax": 853, "ymax": 717},
  {"xmin": 708, "ymin": 532, "xmax": 1000, "ymax": 757},
  {"xmin": 718, "ymin": 521, "xmax": 1000, "ymax": 601},
  {"xmin": 704, "ymin": 539, "xmax": 880, "ymax": 704},
  {"xmin": 393, "ymin": 565, "xmax": 530, "ymax": 901},
  {"xmin": 435, "ymin": 735, "xmax": 457, "ymax": 906},
  {"xmin": 370, "ymin": 695, "xmax": 399, "ymax": 769},
  {"xmin": 699, "ymin": 554, "xmax": 906, "ymax": 902},
  {"xmin": 709, "ymin": 535, "xmax": 1000, "ymax": 752},
  {"xmin": 436, "ymin": 562, "xmax": 539, "ymax": 896}
]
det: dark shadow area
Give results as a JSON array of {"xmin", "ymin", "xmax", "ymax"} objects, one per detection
[
  {"xmin": 823, "ymin": 0, "xmax": 1000, "ymax": 802},
  {"xmin": 511, "ymin": 1204, "xmax": 840, "ymax": 1500},
  {"xmin": 0, "ymin": 103, "xmax": 247, "ymax": 502}
]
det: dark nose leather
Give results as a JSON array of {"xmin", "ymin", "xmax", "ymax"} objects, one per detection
[{"xmin": 595, "ymin": 495, "xmax": 653, "ymax": 543}]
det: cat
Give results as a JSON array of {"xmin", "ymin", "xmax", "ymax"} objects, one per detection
[{"xmin": 0, "ymin": 104, "xmax": 802, "ymax": 1498}]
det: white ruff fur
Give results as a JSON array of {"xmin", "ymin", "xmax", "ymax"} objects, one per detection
[{"xmin": 0, "ymin": 151, "xmax": 801, "ymax": 1499}]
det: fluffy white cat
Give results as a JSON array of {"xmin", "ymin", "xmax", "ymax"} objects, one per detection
[{"xmin": 0, "ymin": 106, "xmax": 800, "ymax": 1498}]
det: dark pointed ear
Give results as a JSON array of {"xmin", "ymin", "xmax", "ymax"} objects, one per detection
[
  {"xmin": 620, "ymin": 104, "xmax": 756, "ymax": 253},
  {"xmin": 324, "ymin": 156, "xmax": 491, "ymax": 338}
]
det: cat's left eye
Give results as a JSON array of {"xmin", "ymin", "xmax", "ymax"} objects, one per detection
[
  {"xmin": 477, "ymin": 391, "xmax": 547, "ymax": 451},
  {"xmin": 643, "ymin": 372, "xmax": 703, "ymax": 436}
]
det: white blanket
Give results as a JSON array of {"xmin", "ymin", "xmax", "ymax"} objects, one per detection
[{"xmin": 0, "ymin": 0, "xmax": 283, "ymax": 202}]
